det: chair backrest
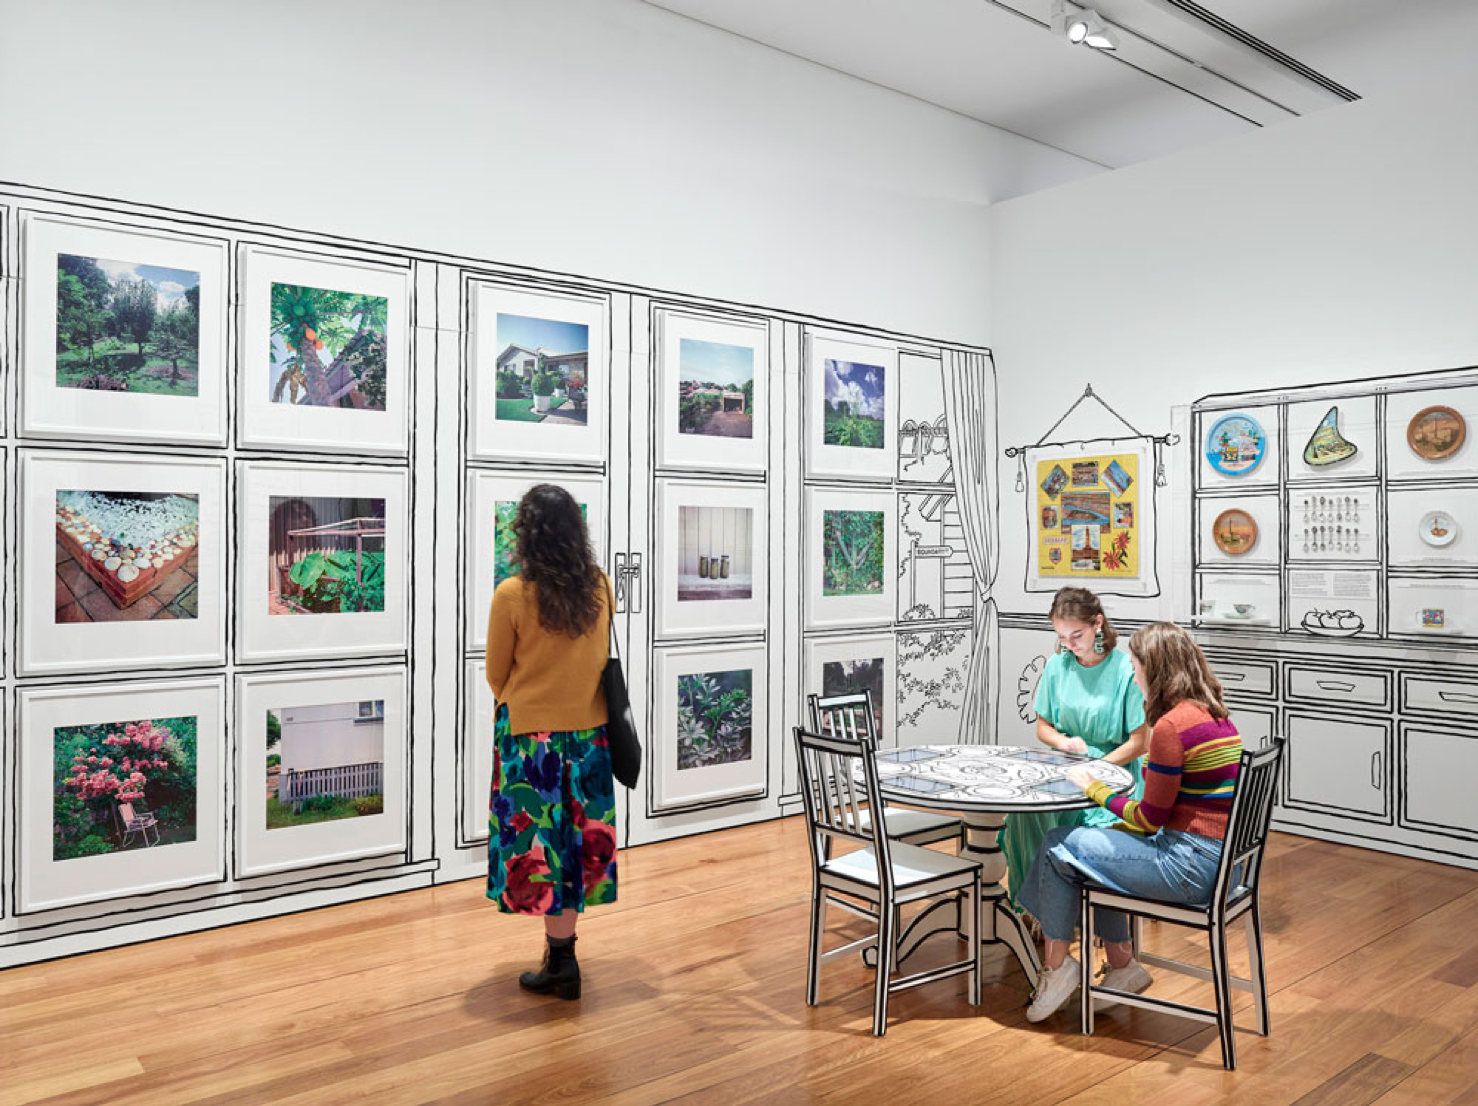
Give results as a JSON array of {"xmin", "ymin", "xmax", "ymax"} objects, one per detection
[
  {"xmin": 792, "ymin": 725, "xmax": 894, "ymax": 890},
  {"xmin": 118, "ymin": 803, "xmax": 138, "ymax": 827},
  {"xmin": 1210, "ymin": 736, "xmax": 1285, "ymax": 916},
  {"xmin": 808, "ymin": 691, "xmax": 879, "ymax": 749}
]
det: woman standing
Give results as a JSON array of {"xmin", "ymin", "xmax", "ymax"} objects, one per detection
[
  {"xmin": 486, "ymin": 484, "xmax": 617, "ymax": 1001},
  {"xmin": 1003, "ymin": 587, "xmax": 1149, "ymax": 918},
  {"xmin": 1016, "ymin": 621, "xmax": 1242, "ymax": 1022}
]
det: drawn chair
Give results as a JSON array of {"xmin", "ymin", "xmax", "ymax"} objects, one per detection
[{"xmin": 117, "ymin": 802, "xmax": 161, "ymax": 849}]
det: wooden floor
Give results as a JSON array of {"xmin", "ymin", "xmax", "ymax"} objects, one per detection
[{"xmin": 5, "ymin": 820, "xmax": 1478, "ymax": 1105}]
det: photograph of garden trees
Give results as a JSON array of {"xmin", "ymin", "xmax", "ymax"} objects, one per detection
[
  {"xmin": 678, "ymin": 338, "xmax": 753, "ymax": 438},
  {"xmin": 822, "ymin": 509, "xmax": 886, "ymax": 596},
  {"xmin": 823, "ymin": 359, "xmax": 886, "ymax": 448},
  {"xmin": 270, "ymin": 283, "xmax": 388, "ymax": 410},
  {"xmin": 52, "ymin": 715, "xmax": 197, "ymax": 861},
  {"xmin": 821, "ymin": 656, "xmax": 886, "ymax": 735},
  {"xmin": 55, "ymin": 253, "xmax": 200, "ymax": 395},
  {"xmin": 676, "ymin": 668, "xmax": 753, "ymax": 771},
  {"xmin": 266, "ymin": 701, "xmax": 385, "ymax": 829},
  {"xmin": 493, "ymin": 312, "xmax": 589, "ymax": 426},
  {"xmin": 267, "ymin": 496, "xmax": 387, "ymax": 615}
]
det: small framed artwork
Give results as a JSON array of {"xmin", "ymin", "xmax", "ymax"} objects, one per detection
[
  {"xmin": 237, "ymin": 461, "xmax": 408, "ymax": 663},
  {"xmin": 657, "ymin": 480, "xmax": 769, "ymax": 637},
  {"xmin": 804, "ymin": 633, "xmax": 898, "ymax": 744},
  {"xmin": 21, "ymin": 212, "xmax": 227, "ymax": 445},
  {"xmin": 236, "ymin": 666, "xmax": 407, "ymax": 878},
  {"xmin": 462, "ymin": 659, "xmax": 496, "ymax": 846},
  {"xmin": 653, "ymin": 642, "xmax": 769, "ymax": 813},
  {"xmin": 238, "ymin": 246, "xmax": 410, "ymax": 455},
  {"xmin": 806, "ymin": 331, "xmax": 899, "ymax": 480},
  {"xmin": 18, "ymin": 677, "xmax": 225, "ymax": 913},
  {"xmin": 470, "ymin": 281, "xmax": 608, "ymax": 464},
  {"xmin": 657, "ymin": 308, "xmax": 768, "ymax": 472},
  {"xmin": 805, "ymin": 487, "xmax": 897, "ymax": 629},
  {"xmin": 22, "ymin": 450, "xmax": 226, "ymax": 675},
  {"xmin": 466, "ymin": 470, "xmax": 606, "ymax": 649}
]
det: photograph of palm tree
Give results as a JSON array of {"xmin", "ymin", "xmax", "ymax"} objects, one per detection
[{"xmin": 270, "ymin": 283, "xmax": 388, "ymax": 410}]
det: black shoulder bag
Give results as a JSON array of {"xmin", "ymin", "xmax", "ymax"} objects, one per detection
[{"xmin": 602, "ymin": 579, "xmax": 642, "ymax": 789}]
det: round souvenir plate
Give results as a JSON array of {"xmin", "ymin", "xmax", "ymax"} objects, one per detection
[
  {"xmin": 1204, "ymin": 413, "xmax": 1267, "ymax": 476},
  {"xmin": 1419, "ymin": 510, "xmax": 1458, "ymax": 548},
  {"xmin": 1407, "ymin": 405, "xmax": 1466, "ymax": 461},
  {"xmin": 1212, "ymin": 508, "xmax": 1259, "ymax": 556}
]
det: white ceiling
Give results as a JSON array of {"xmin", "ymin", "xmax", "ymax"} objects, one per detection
[{"xmin": 644, "ymin": 0, "xmax": 1478, "ymax": 169}]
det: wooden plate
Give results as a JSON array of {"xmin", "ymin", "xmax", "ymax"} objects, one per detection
[
  {"xmin": 1407, "ymin": 405, "xmax": 1466, "ymax": 461},
  {"xmin": 1212, "ymin": 508, "xmax": 1258, "ymax": 556}
]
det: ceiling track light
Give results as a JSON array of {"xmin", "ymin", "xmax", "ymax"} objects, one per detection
[{"xmin": 1049, "ymin": 0, "xmax": 1120, "ymax": 50}]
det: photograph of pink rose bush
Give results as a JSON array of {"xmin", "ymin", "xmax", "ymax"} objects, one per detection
[{"xmin": 53, "ymin": 716, "xmax": 198, "ymax": 861}]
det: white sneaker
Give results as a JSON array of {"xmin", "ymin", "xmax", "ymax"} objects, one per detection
[
  {"xmin": 1026, "ymin": 955, "xmax": 1081, "ymax": 1023},
  {"xmin": 1093, "ymin": 958, "xmax": 1153, "ymax": 1011}
]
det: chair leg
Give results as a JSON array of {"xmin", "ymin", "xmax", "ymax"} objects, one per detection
[
  {"xmin": 967, "ymin": 878, "xmax": 981, "ymax": 1006},
  {"xmin": 873, "ymin": 902, "xmax": 897, "ymax": 1037},
  {"xmin": 1131, "ymin": 913, "xmax": 1142, "ymax": 961},
  {"xmin": 1209, "ymin": 921, "xmax": 1237, "ymax": 1070},
  {"xmin": 806, "ymin": 883, "xmax": 825, "ymax": 1007},
  {"xmin": 1080, "ymin": 892, "xmax": 1095, "ymax": 1036},
  {"xmin": 1245, "ymin": 900, "xmax": 1270, "ymax": 1036}
]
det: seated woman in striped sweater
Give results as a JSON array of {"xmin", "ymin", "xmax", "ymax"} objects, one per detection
[{"xmin": 1016, "ymin": 621, "xmax": 1242, "ymax": 1023}]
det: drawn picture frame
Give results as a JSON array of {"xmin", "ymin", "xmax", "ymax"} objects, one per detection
[
  {"xmin": 653, "ymin": 642, "xmax": 769, "ymax": 813},
  {"xmin": 657, "ymin": 308, "xmax": 768, "ymax": 473},
  {"xmin": 22, "ymin": 449, "xmax": 227, "ymax": 676},
  {"xmin": 657, "ymin": 479, "xmax": 769, "ymax": 638},
  {"xmin": 466, "ymin": 470, "xmax": 606, "ymax": 649},
  {"xmin": 462, "ymin": 658, "xmax": 497, "ymax": 846},
  {"xmin": 235, "ymin": 666, "xmax": 408, "ymax": 878},
  {"xmin": 806, "ymin": 331, "xmax": 899, "ymax": 481},
  {"xmin": 803, "ymin": 633, "xmax": 898, "ymax": 745},
  {"xmin": 470, "ymin": 281, "xmax": 608, "ymax": 464},
  {"xmin": 237, "ymin": 461, "xmax": 409, "ymax": 663},
  {"xmin": 21, "ymin": 212, "xmax": 228, "ymax": 446},
  {"xmin": 238, "ymin": 246, "xmax": 411, "ymax": 455},
  {"xmin": 805, "ymin": 486, "xmax": 897, "ymax": 629},
  {"xmin": 18, "ymin": 677, "xmax": 225, "ymax": 913}
]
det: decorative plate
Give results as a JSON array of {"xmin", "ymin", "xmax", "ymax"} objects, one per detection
[
  {"xmin": 1212, "ymin": 508, "xmax": 1259, "ymax": 556},
  {"xmin": 1419, "ymin": 510, "xmax": 1458, "ymax": 548},
  {"xmin": 1302, "ymin": 405, "xmax": 1358, "ymax": 467},
  {"xmin": 1205, "ymin": 413, "xmax": 1267, "ymax": 476},
  {"xmin": 1407, "ymin": 405, "xmax": 1466, "ymax": 461}
]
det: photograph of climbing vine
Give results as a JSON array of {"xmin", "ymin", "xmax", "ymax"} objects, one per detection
[
  {"xmin": 822, "ymin": 509, "xmax": 886, "ymax": 596},
  {"xmin": 269, "ymin": 283, "xmax": 389, "ymax": 410}
]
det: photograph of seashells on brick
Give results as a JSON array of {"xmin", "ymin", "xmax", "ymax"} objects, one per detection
[{"xmin": 55, "ymin": 490, "xmax": 200, "ymax": 622}]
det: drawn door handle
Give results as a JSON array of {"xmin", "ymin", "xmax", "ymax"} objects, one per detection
[
  {"xmin": 1221, "ymin": 673, "xmax": 1245, "ymax": 683},
  {"xmin": 1438, "ymin": 690, "xmax": 1478, "ymax": 705},
  {"xmin": 613, "ymin": 552, "xmax": 642, "ymax": 615},
  {"xmin": 1370, "ymin": 750, "xmax": 1383, "ymax": 790},
  {"xmin": 1315, "ymin": 680, "xmax": 1355, "ymax": 693}
]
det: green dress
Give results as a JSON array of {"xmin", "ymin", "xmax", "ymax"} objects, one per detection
[{"xmin": 1003, "ymin": 647, "xmax": 1146, "ymax": 911}]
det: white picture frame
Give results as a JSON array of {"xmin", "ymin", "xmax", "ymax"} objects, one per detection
[
  {"xmin": 806, "ymin": 331, "xmax": 899, "ymax": 481},
  {"xmin": 805, "ymin": 486, "xmax": 897, "ymax": 629},
  {"xmin": 653, "ymin": 642, "xmax": 769, "ymax": 812},
  {"xmin": 22, "ymin": 450, "xmax": 227, "ymax": 676},
  {"xmin": 470, "ymin": 281, "xmax": 608, "ymax": 464},
  {"xmin": 18, "ymin": 677, "xmax": 225, "ymax": 913},
  {"xmin": 804, "ymin": 633, "xmax": 899, "ymax": 746},
  {"xmin": 235, "ymin": 666, "xmax": 408, "ymax": 878},
  {"xmin": 238, "ymin": 246, "xmax": 411, "ymax": 455},
  {"xmin": 21, "ymin": 213, "xmax": 227, "ymax": 446},
  {"xmin": 466, "ymin": 470, "xmax": 607, "ymax": 649},
  {"xmin": 237, "ymin": 461, "xmax": 409, "ymax": 663},
  {"xmin": 463, "ymin": 659, "xmax": 496, "ymax": 846},
  {"xmin": 657, "ymin": 308, "xmax": 768, "ymax": 473},
  {"xmin": 657, "ymin": 480, "xmax": 768, "ymax": 638}
]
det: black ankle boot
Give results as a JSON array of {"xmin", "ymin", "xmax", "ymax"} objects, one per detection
[{"xmin": 519, "ymin": 935, "xmax": 580, "ymax": 1000}]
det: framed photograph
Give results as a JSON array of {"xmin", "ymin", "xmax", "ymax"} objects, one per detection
[
  {"xmin": 236, "ymin": 667, "xmax": 407, "ymax": 877},
  {"xmin": 470, "ymin": 281, "xmax": 608, "ymax": 464},
  {"xmin": 657, "ymin": 308, "xmax": 767, "ymax": 472},
  {"xmin": 21, "ymin": 213, "xmax": 227, "ymax": 445},
  {"xmin": 653, "ymin": 642, "xmax": 769, "ymax": 812},
  {"xmin": 237, "ymin": 461, "xmax": 408, "ymax": 663},
  {"xmin": 805, "ymin": 487, "xmax": 897, "ymax": 629},
  {"xmin": 18, "ymin": 677, "xmax": 225, "ymax": 913},
  {"xmin": 804, "ymin": 633, "xmax": 898, "ymax": 745},
  {"xmin": 657, "ymin": 480, "xmax": 768, "ymax": 637},
  {"xmin": 806, "ymin": 331, "xmax": 898, "ymax": 480},
  {"xmin": 466, "ymin": 470, "xmax": 606, "ymax": 649},
  {"xmin": 238, "ymin": 246, "xmax": 410, "ymax": 455},
  {"xmin": 462, "ymin": 659, "xmax": 497, "ymax": 846},
  {"xmin": 22, "ymin": 450, "xmax": 226, "ymax": 675}
]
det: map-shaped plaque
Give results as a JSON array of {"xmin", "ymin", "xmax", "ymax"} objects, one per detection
[{"xmin": 1302, "ymin": 405, "xmax": 1357, "ymax": 467}]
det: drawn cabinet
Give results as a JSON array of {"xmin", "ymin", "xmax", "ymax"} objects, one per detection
[{"xmin": 1283, "ymin": 712, "xmax": 1390, "ymax": 823}]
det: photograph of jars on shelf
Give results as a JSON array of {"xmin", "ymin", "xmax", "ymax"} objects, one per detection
[{"xmin": 1288, "ymin": 487, "xmax": 1378, "ymax": 563}]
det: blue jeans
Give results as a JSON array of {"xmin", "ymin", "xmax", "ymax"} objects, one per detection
[{"xmin": 1016, "ymin": 825, "xmax": 1224, "ymax": 944}]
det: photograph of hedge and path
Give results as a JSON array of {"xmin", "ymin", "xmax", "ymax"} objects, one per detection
[
  {"xmin": 266, "ymin": 701, "xmax": 385, "ymax": 829},
  {"xmin": 678, "ymin": 337, "xmax": 754, "ymax": 438},
  {"xmin": 492, "ymin": 312, "xmax": 589, "ymax": 426}
]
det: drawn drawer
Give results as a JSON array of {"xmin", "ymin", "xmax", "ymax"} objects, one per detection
[
  {"xmin": 1210, "ymin": 659, "xmax": 1275, "ymax": 698},
  {"xmin": 1403, "ymin": 675, "xmax": 1478, "ymax": 720},
  {"xmin": 1286, "ymin": 665, "xmax": 1390, "ymax": 709}
]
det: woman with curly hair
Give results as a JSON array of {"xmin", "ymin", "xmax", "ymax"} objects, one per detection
[{"xmin": 485, "ymin": 484, "xmax": 616, "ymax": 1001}]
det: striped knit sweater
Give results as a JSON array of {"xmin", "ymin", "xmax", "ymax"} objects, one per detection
[{"xmin": 1084, "ymin": 701, "xmax": 1241, "ymax": 839}]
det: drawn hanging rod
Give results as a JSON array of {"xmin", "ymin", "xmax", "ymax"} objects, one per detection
[{"xmin": 1001, "ymin": 384, "xmax": 1179, "ymax": 457}]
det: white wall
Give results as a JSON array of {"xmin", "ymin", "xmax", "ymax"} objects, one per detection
[
  {"xmin": 989, "ymin": 65, "xmax": 1478, "ymax": 627},
  {"xmin": 0, "ymin": 0, "xmax": 1096, "ymax": 345}
]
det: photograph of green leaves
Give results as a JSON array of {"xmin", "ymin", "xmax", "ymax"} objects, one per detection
[
  {"xmin": 676, "ymin": 668, "xmax": 753, "ymax": 771},
  {"xmin": 268, "ymin": 496, "xmax": 387, "ymax": 615},
  {"xmin": 822, "ymin": 509, "xmax": 886, "ymax": 596}
]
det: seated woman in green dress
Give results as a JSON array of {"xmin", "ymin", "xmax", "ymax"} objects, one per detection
[{"xmin": 1002, "ymin": 587, "xmax": 1149, "ymax": 926}]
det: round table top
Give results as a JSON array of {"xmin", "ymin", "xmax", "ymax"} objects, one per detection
[{"xmin": 866, "ymin": 744, "xmax": 1135, "ymax": 813}]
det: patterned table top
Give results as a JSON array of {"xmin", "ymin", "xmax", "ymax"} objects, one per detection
[{"xmin": 865, "ymin": 745, "xmax": 1135, "ymax": 814}]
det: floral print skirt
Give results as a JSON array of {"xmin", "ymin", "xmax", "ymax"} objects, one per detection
[{"xmin": 487, "ymin": 704, "xmax": 618, "ymax": 915}]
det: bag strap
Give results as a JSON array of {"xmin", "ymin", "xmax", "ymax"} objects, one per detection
[{"xmin": 604, "ymin": 573, "xmax": 621, "ymax": 663}]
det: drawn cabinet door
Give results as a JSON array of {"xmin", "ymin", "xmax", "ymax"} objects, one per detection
[
  {"xmin": 1401, "ymin": 726, "xmax": 1478, "ymax": 842},
  {"xmin": 1284, "ymin": 712, "xmax": 1390, "ymax": 823}
]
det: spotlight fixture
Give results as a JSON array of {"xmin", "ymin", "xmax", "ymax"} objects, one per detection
[{"xmin": 1049, "ymin": 0, "xmax": 1120, "ymax": 50}]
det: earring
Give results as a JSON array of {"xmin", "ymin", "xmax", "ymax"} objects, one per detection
[
  {"xmin": 1055, "ymin": 642, "xmax": 1063, "ymax": 655},
  {"xmin": 1093, "ymin": 629, "xmax": 1106, "ymax": 655}
]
